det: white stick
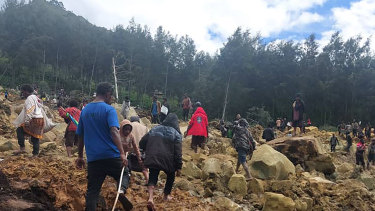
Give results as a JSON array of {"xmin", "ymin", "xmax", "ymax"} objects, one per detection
[{"xmin": 112, "ymin": 166, "xmax": 125, "ymax": 211}]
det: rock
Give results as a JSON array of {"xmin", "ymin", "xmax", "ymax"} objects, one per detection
[
  {"xmin": 202, "ymin": 158, "xmax": 235, "ymax": 193},
  {"xmin": 304, "ymin": 126, "xmax": 318, "ymax": 133},
  {"xmin": 228, "ymin": 174, "xmax": 247, "ymax": 196},
  {"xmin": 0, "ymin": 140, "xmax": 16, "ymax": 152},
  {"xmin": 206, "ymin": 137, "xmax": 236, "ymax": 156},
  {"xmin": 39, "ymin": 142, "xmax": 57, "ymax": 155},
  {"xmin": 248, "ymin": 178, "xmax": 264, "ymax": 194},
  {"xmin": 214, "ymin": 197, "xmax": 241, "ymax": 211},
  {"xmin": 175, "ymin": 178, "xmax": 193, "ymax": 191},
  {"xmin": 202, "ymin": 158, "xmax": 221, "ymax": 179},
  {"xmin": 41, "ymin": 131, "xmax": 57, "ymax": 143},
  {"xmin": 140, "ymin": 117, "xmax": 151, "ymax": 128},
  {"xmin": 267, "ymin": 136, "xmax": 324, "ymax": 166},
  {"xmin": 305, "ymin": 154, "xmax": 335, "ymax": 174},
  {"xmin": 249, "ymin": 145, "xmax": 295, "ymax": 180},
  {"xmin": 182, "ymin": 161, "xmax": 202, "ymax": 179},
  {"xmin": 358, "ymin": 174, "xmax": 375, "ymax": 190},
  {"xmin": 295, "ymin": 199, "xmax": 308, "ymax": 211},
  {"xmin": 263, "ymin": 192, "xmax": 295, "ymax": 211},
  {"xmin": 308, "ymin": 177, "xmax": 335, "ymax": 192}
]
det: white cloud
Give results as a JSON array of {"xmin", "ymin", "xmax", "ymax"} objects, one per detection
[{"xmin": 59, "ymin": 0, "xmax": 327, "ymax": 54}]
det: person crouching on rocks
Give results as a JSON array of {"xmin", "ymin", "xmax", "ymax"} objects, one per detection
[
  {"xmin": 356, "ymin": 135, "xmax": 366, "ymax": 170},
  {"xmin": 185, "ymin": 103, "xmax": 208, "ymax": 153},
  {"xmin": 140, "ymin": 113, "xmax": 182, "ymax": 211},
  {"xmin": 232, "ymin": 118, "xmax": 256, "ymax": 180}
]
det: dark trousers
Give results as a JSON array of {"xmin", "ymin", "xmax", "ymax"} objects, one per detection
[
  {"xmin": 160, "ymin": 113, "xmax": 167, "ymax": 123},
  {"xmin": 17, "ymin": 127, "xmax": 39, "ymax": 155},
  {"xmin": 86, "ymin": 158, "xmax": 130, "ymax": 211},
  {"xmin": 330, "ymin": 144, "xmax": 336, "ymax": 152},
  {"xmin": 151, "ymin": 114, "xmax": 160, "ymax": 124},
  {"xmin": 148, "ymin": 168, "xmax": 175, "ymax": 195},
  {"xmin": 182, "ymin": 109, "xmax": 189, "ymax": 121}
]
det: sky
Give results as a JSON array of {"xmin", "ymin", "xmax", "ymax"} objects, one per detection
[{"xmin": 3, "ymin": 0, "xmax": 375, "ymax": 53}]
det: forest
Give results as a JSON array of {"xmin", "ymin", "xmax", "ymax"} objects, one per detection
[{"xmin": 1, "ymin": 0, "xmax": 375, "ymax": 126}]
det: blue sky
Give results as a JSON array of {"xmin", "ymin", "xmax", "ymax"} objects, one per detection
[{"xmin": 1, "ymin": 0, "xmax": 374, "ymax": 53}]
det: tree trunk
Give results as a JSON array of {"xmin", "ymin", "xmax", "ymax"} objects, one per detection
[
  {"xmin": 89, "ymin": 48, "xmax": 97, "ymax": 96},
  {"xmin": 112, "ymin": 57, "xmax": 119, "ymax": 101},
  {"xmin": 54, "ymin": 48, "xmax": 59, "ymax": 94},
  {"xmin": 221, "ymin": 72, "xmax": 232, "ymax": 120}
]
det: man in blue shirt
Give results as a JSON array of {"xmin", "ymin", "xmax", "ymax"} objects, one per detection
[{"xmin": 76, "ymin": 82, "xmax": 133, "ymax": 211}]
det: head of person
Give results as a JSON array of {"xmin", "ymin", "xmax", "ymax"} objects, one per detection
[
  {"xmin": 268, "ymin": 124, "xmax": 272, "ymax": 128},
  {"xmin": 238, "ymin": 118, "xmax": 249, "ymax": 128},
  {"xmin": 163, "ymin": 97, "xmax": 167, "ymax": 103},
  {"xmin": 20, "ymin": 84, "xmax": 34, "ymax": 99},
  {"xmin": 360, "ymin": 138, "xmax": 365, "ymax": 144},
  {"xmin": 130, "ymin": 116, "xmax": 140, "ymax": 123},
  {"xmin": 125, "ymin": 96, "xmax": 130, "ymax": 102},
  {"xmin": 295, "ymin": 95, "xmax": 301, "ymax": 102},
  {"xmin": 120, "ymin": 120, "xmax": 133, "ymax": 137},
  {"xmin": 236, "ymin": 114, "xmax": 241, "ymax": 120},
  {"xmin": 152, "ymin": 96, "xmax": 157, "ymax": 102},
  {"xmin": 195, "ymin": 101, "xmax": 201, "ymax": 108},
  {"xmin": 162, "ymin": 113, "xmax": 181, "ymax": 134},
  {"xmin": 69, "ymin": 99, "xmax": 79, "ymax": 108},
  {"xmin": 332, "ymin": 134, "xmax": 335, "ymax": 137},
  {"xmin": 96, "ymin": 82, "xmax": 114, "ymax": 105}
]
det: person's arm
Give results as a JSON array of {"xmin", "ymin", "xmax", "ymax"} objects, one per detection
[
  {"xmin": 110, "ymin": 127, "xmax": 127, "ymax": 166},
  {"xmin": 76, "ymin": 115, "xmax": 85, "ymax": 169},
  {"xmin": 174, "ymin": 133, "xmax": 183, "ymax": 175},
  {"xmin": 131, "ymin": 135, "xmax": 144, "ymax": 168}
]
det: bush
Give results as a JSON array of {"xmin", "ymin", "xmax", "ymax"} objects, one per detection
[{"xmin": 246, "ymin": 106, "xmax": 273, "ymax": 127}]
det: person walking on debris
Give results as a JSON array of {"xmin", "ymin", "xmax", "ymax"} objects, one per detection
[
  {"xmin": 365, "ymin": 125, "xmax": 371, "ymax": 139},
  {"xmin": 58, "ymin": 99, "xmax": 81, "ymax": 157},
  {"xmin": 276, "ymin": 118, "xmax": 282, "ymax": 131},
  {"xmin": 262, "ymin": 124, "xmax": 275, "ymax": 142},
  {"xmin": 232, "ymin": 118, "xmax": 255, "ymax": 180},
  {"xmin": 355, "ymin": 135, "xmax": 366, "ymax": 170},
  {"xmin": 330, "ymin": 134, "xmax": 339, "ymax": 152},
  {"xmin": 120, "ymin": 119, "xmax": 148, "ymax": 183},
  {"xmin": 75, "ymin": 82, "xmax": 133, "ymax": 211},
  {"xmin": 292, "ymin": 95, "xmax": 305, "ymax": 136},
  {"xmin": 160, "ymin": 97, "xmax": 170, "ymax": 123},
  {"xmin": 352, "ymin": 120, "xmax": 359, "ymax": 137},
  {"xmin": 367, "ymin": 139, "xmax": 375, "ymax": 169},
  {"xmin": 139, "ymin": 113, "xmax": 182, "ymax": 211},
  {"xmin": 181, "ymin": 94, "xmax": 192, "ymax": 121},
  {"xmin": 150, "ymin": 96, "xmax": 161, "ymax": 124},
  {"xmin": 345, "ymin": 132, "xmax": 353, "ymax": 152},
  {"xmin": 120, "ymin": 96, "xmax": 130, "ymax": 120},
  {"xmin": 4, "ymin": 90, "xmax": 8, "ymax": 100},
  {"xmin": 185, "ymin": 102, "xmax": 208, "ymax": 153},
  {"xmin": 13, "ymin": 85, "xmax": 44, "ymax": 156}
]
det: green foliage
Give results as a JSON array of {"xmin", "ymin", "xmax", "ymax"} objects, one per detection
[{"xmin": 246, "ymin": 106, "xmax": 273, "ymax": 127}]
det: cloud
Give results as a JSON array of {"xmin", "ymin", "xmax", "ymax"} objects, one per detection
[{"xmin": 60, "ymin": 0, "xmax": 327, "ymax": 54}]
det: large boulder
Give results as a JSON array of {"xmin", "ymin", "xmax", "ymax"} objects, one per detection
[
  {"xmin": 0, "ymin": 140, "xmax": 16, "ymax": 152},
  {"xmin": 228, "ymin": 174, "xmax": 247, "ymax": 196},
  {"xmin": 41, "ymin": 131, "xmax": 57, "ymax": 143},
  {"xmin": 181, "ymin": 161, "xmax": 202, "ymax": 179},
  {"xmin": 247, "ymin": 178, "xmax": 265, "ymax": 194},
  {"xmin": 263, "ymin": 192, "xmax": 295, "ymax": 211},
  {"xmin": 249, "ymin": 145, "xmax": 295, "ymax": 180},
  {"xmin": 358, "ymin": 174, "xmax": 375, "ymax": 191},
  {"xmin": 305, "ymin": 154, "xmax": 335, "ymax": 174},
  {"xmin": 202, "ymin": 158, "xmax": 235, "ymax": 193},
  {"xmin": 214, "ymin": 197, "xmax": 241, "ymax": 211},
  {"xmin": 267, "ymin": 136, "xmax": 324, "ymax": 166}
]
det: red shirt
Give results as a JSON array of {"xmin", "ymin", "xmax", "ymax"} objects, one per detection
[
  {"xmin": 187, "ymin": 107, "xmax": 208, "ymax": 137},
  {"xmin": 59, "ymin": 107, "xmax": 81, "ymax": 131}
]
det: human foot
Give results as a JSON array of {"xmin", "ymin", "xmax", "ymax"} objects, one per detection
[{"xmin": 147, "ymin": 200, "xmax": 156, "ymax": 211}]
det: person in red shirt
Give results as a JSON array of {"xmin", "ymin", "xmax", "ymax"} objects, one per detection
[
  {"xmin": 59, "ymin": 99, "xmax": 81, "ymax": 157},
  {"xmin": 185, "ymin": 103, "xmax": 208, "ymax": 153}
]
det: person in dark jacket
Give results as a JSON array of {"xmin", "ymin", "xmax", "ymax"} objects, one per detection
[
  {"xmin": 262, "ymin": 125, "xmax": 275, "ymax": 142},
  {"xmin": 292, "ymin": 95, "xmax": 305, "ymax": 136},
  {"xmin": 346, "ymin": 132, "xmax": 353, "ymax": 153},
  {"xmin": 139, "ymin": 113, "xmax": 182, "ymax": 211},
  {"xmin": 330, "ymin": 134, "xmax": 339, "ymax": 152},
  {"xmin": 356, "ymin": 135, "xmax": 366, "ymax": 170},
  {"xmin": 232, "ymin": 118, "xmax": 255, "ymax": 180}
]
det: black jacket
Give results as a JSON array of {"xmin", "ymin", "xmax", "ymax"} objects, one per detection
[
  {"xmin": 262, "ymin": 128, "xmax": 275, "ymax": 141},
  {"xmin": 139, "ymin": 114, "xmax": 182, "ymax": 173}
]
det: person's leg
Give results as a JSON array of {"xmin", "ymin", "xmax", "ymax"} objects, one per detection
[
  {"xmin": 163, "ymin": 171, "xmax": 176, "ymax": 201},
  {"xmin": 16, "ymin": 127, "xmax": 26, "ymax": 152},
  {"xmin": 147, "ymin": 169, "xmax": 160, "ymax": 210},
  {"xmin": 65, "ymin": 131, "xmax": 74, "ymax": 157},
  {"xmin": 191, "ymin": 136, "xmax": 198, "ymax": 153},
  {"xmin": 156, "ymin": 114, "xmax": 160, "ymax": 124},
  {"xmin": 235, "ymin": 160, "xmax": 241, "ymax": 173},
  {"xmin": 242, "ymin": 161, "xmax": 251, "ymax": 179},
  {"xmin": 31, "ymin": 136, "xmax": 39, "ymax": 156},
  {"xmin": 86, "ymin": 161, "xmax": 106, "ymax": 211}
]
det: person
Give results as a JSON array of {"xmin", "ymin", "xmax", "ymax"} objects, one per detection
[
  {"xmin": 160, "ymin": 97, "xmax": 170, "ymax": 123},
  {"xmin": 181, "ymin": 94, "xmax": 192, "ymax": 121},
  {"xmin": 292, "ymin": 95, "xmax": 305, "ymax": 136},
  {"xmin": 262, "ymin": 125, "xmax": 275, "ymax": 142},
  {"xmin": 352, "ymin": 120, "xmax": 359, "ymax": 137},
  {"xmin": 219, "ymin": 119, "xmax": 228, "ymax": 137},
  {"xmin": 345, "ymin": 132, "xmax": 353, "ymax": 153},
  {"xmin": 281, "ymin": 118, "xmax": 287, "ymax": 132},
  {"xmin": 4, "ymin": 90, "xmax": 8, "ymax": 100},
  {"xmin": 139, "ymin": 113, "xmax": 182, "ymax": 211},
  {"xmin": 150, "ymin": 96, "xmax": 161, "ymax": 124},
  {"xmin": 185, "ymin": 104, "xmax": 208, "ymax": 153},
  {"xmin": 120, "ymin": 119, "xmax": 148, "ymax": 183},
  {"xmin": 13, "ymin": 85, "xmax": 44, "ymax": 156},
  {"xmin": 355, "ymin": 135, "xmax": 366, "ymax": 170},
  {"xmin": 58, "ymin": 99, "xmax": 81, "ymax": 157},
  {"xmin": 365, "ymin": 125, "xmax": 371, "ymax": 139},
  {"xmin": 75, "ymin": 82, "xmax": 133, "ymax": 211},
  {"xmin": 276, "ymin": 118, "xmax": 282, "ymax": 131},
  {"xmin": 130, "ymin": 116, "xmax": 148, "ymax": 146},
  {"xmin": 329, "ymin": 134, "xmax": 339, "ymax": 152},
  {"xmin": 367, "ymin": 139, "xmax": 375, "ymax": 169},
  {"xmin": 120, "ymin": 97, "xmax": 131, "ymax": 120},
  {"xmin": 338, "ymin": 122, "xmax": 345, "ymax": 136},
  {"xmin": 307, "ymin": 118, "xmax": 311, "ymax": 126},
  {"xmin": 235, "ymin": 114, "xmax": 241, "ymax": 121},
  {"xmin": 232, "ymin": 118, "xmax": 255, "ymax": 180}
]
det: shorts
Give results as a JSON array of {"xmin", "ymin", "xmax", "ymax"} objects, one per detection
[
  {"xmin": 191, "ymin": 136, "xmax": 206, "ymax": 149},
  {"xmin": 237, "ymin": 149, "xmax": 248, "ymax": 163},
  {"xmin": 292, "ymin": 120, "xmax": 302, "ymax": 128},
  {"xmin": 65, "ymin": 131, "xmax": 78, "ymax": 147}
]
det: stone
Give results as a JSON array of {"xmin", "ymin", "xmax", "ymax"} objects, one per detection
[
  {"xmin": 214, "ymin": 197, "xmax": 241, "ymax": 211},
  {"xmin": 304, "ymin": 126, "xmax": 319, "ymax": 133},
  {"xmin": 305, "ymin": 154, "xmax": 335, "ymax": 174},
  {"xmin": 263, "ymin": 192, "xmax": 296, "ymax": 211},
  {"xmin": 267, "ymin": 136, "xmax": 324, "ymax": 166},
  {"xmin": 248, "ymin": 178, "xmax": 264, "ymax": 194},
  {"xmin": 295, "ymin": 199, "xmax": 308, "ymax": 211},
  {"xmin": 181, "ymin": 161, "xmax": 202, "ymax": 179},
  {"xmin": 228, "ymin": 174, "xmax": 247, "ymax": 196},
  {"xmin": 249, "ymin": 145, "xmax": 295, "ymax": 180},
  {"xmin": 39, "ymin": 142, "xmax": 57, "ymax": 155},
  {"xmin": 308, "ymin": 177, "xmax": 335, "ymax": 192},
  {"xmin": 140, "ymin": 117, "xmax": 151, "ymax": 128},
  {"xmin": 41, "ymin": 131, "xmax": 57, "ymax": 143},
  {"xmin": 358, "ymin": 174, "xmax": 375, "ymax": 190},
  {"xmin": 174, "ymin": 178, "xmax": 193, "ymax": 191},
  {"xmin": 0, "ymin": 140, "xmax": 16, "ymax": 152},
  {"xmin": 202, "ymin": 158, "xmax": 221, "ymax": 179}
]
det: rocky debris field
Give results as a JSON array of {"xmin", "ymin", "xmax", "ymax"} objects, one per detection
[{"xmin": 0, "ymin": 93, "xmax": 375, "ymax": 210}]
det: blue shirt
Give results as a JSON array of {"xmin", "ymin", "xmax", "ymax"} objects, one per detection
[
  {"xmin": 76, "ymin": 102, "xmax": 120, "ymax": 162},
  {"xmin": 151, "ymin": 102, "xmax": 158, "ymax": 115}
]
